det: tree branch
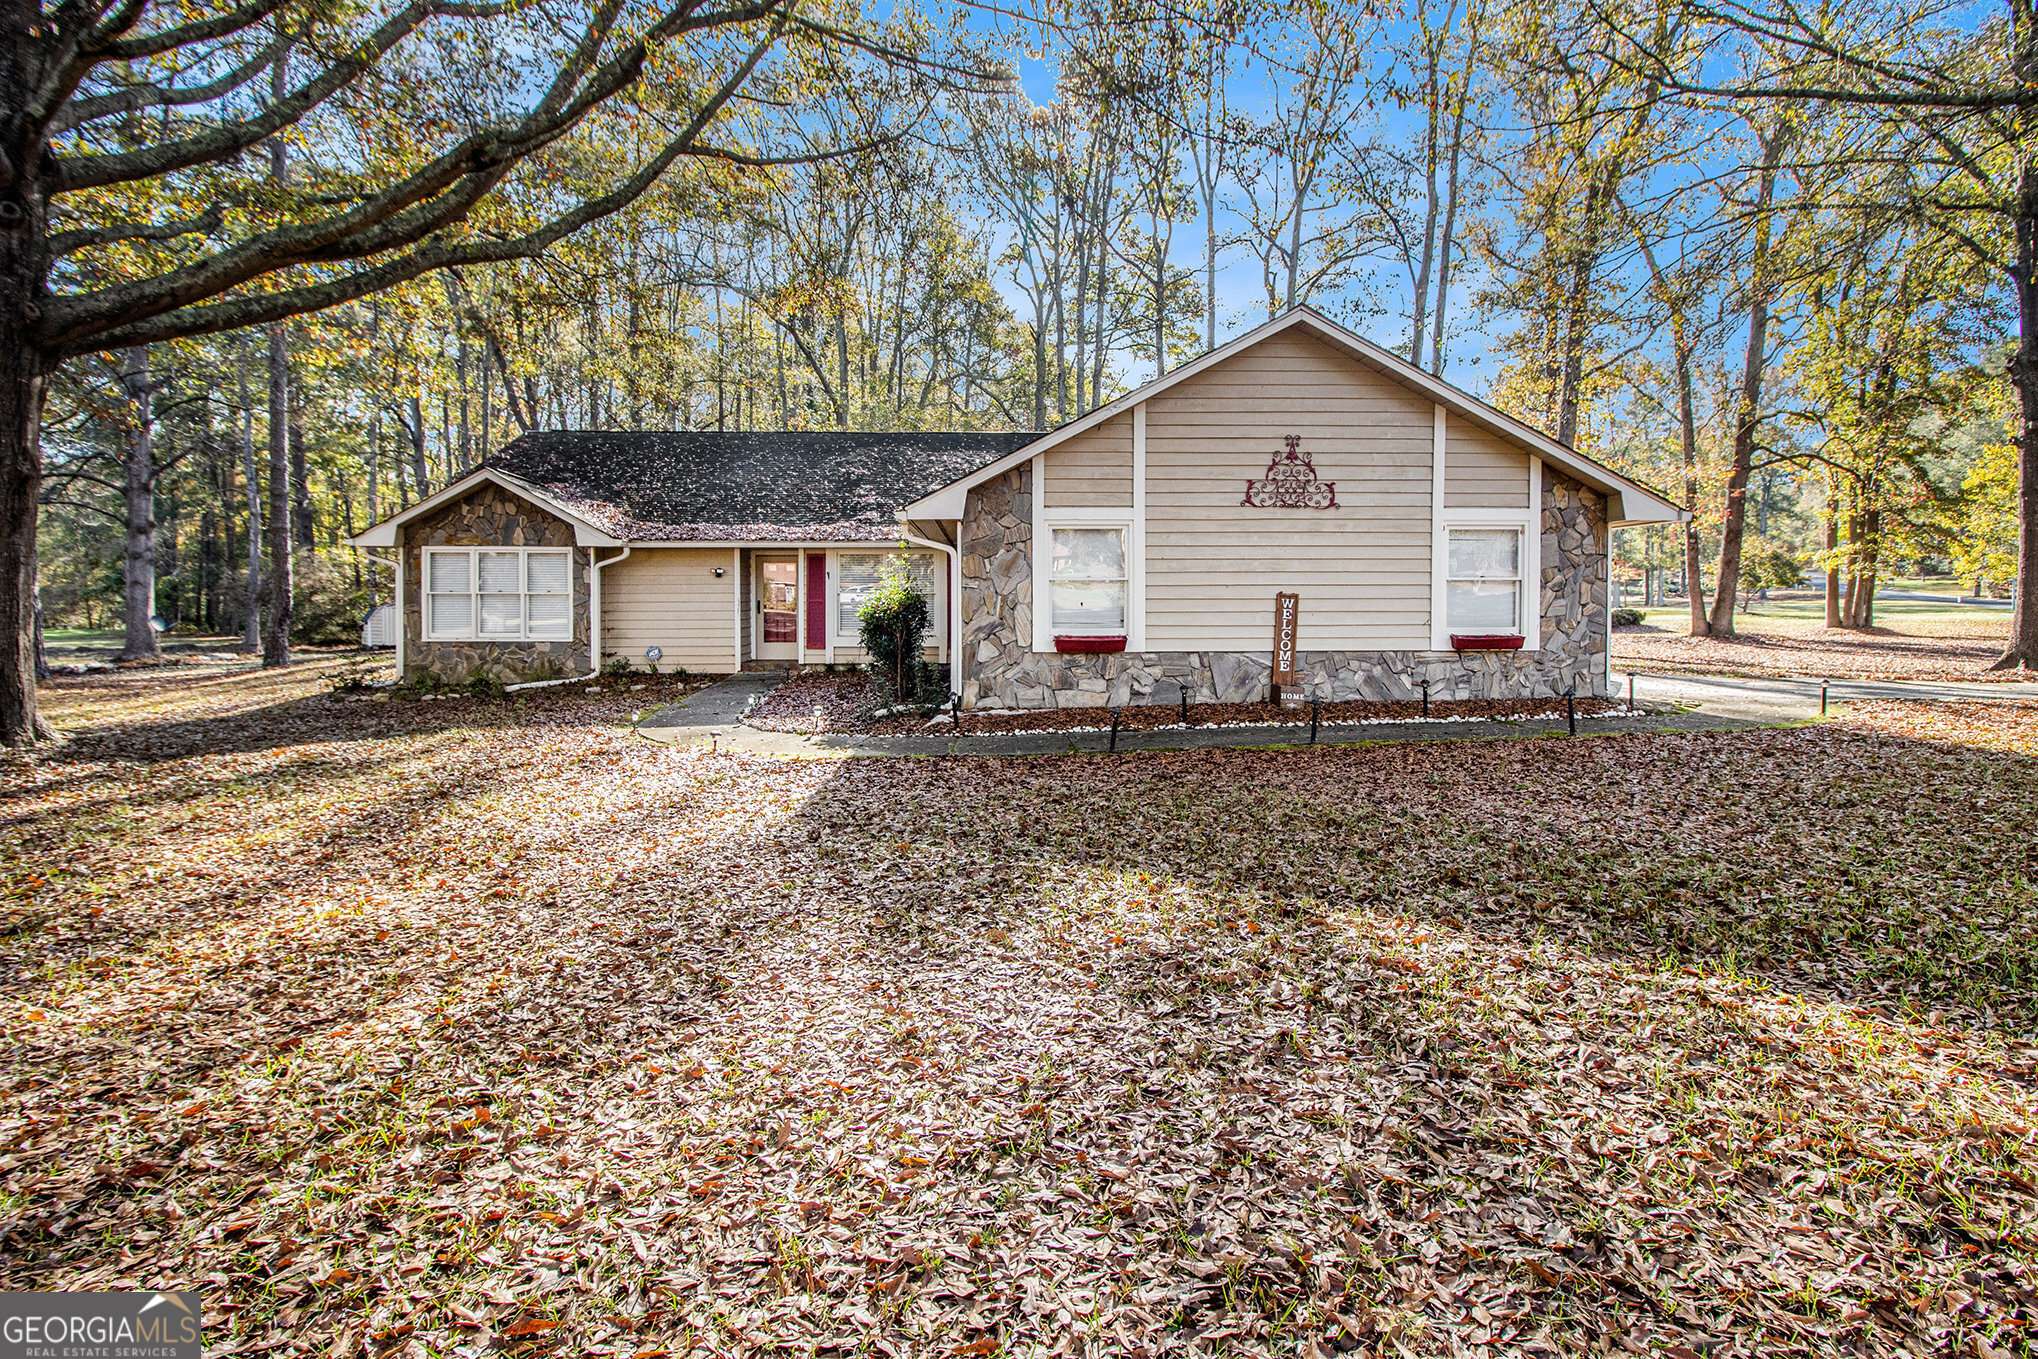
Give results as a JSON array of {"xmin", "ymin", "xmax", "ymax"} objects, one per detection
[
  {"xmin": 48, "ymin": 202, "xmax": 227, "ymax": 258},
  {"xmin": 65, "ymin": 10, "xmax": 792, "ymax": 355}
]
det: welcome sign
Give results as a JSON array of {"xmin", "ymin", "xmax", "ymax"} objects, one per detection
[{"xmin": 1272, "ymin": 592, "xmax": 1300, "ymax": 686}]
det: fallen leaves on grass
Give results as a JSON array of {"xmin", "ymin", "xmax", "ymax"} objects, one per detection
[
  {"xmin": 1614, "ymin": 614, "xmax": 2019, "ymax": 683},
  {"xmin": 2, "ymin": 664, "xmax": 2035, "ymax": 1357}
]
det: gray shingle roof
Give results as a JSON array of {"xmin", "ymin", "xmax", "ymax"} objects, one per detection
[{"xmin": 487, "ymin": 430, "xmax": 1041, "ymax": 542}]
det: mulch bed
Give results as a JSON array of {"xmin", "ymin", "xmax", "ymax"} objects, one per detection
[{"xmin": 898, "ymin": 693, "xmax": 1635, "ymax": 735}]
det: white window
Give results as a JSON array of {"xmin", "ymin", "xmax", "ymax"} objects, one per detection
[
  {"xmin": 1446, "ymin": 527, "xmax": 1524, "ymax": 634},
  {"xmin": 423, "ymin": 548, "xmax": 573, "ymax": 641},
  {"xmin": 837, "ymin": 553, "xmax": 940, "ymax": 637},
  {"xmin": 1048, "ymin": 526, "xmax": 1127, "ymax": 635}
]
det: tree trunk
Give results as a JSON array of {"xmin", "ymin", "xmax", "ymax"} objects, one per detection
[
  {"xmin": 0, "ymin": 123, "xmax": 53, "ymax": 749},
  {"xmin": 1675, "ymin": 355, "xmax": 1709, "ymax": 637},
  {"xmin": 1996, "ymin": 158, "xmax": 2038, "ymax": 669},
  {"xmin": 0, "ymin": 335, "xmax": 50, "ymax": 746},
  {"xmin": 1707, "ymin": 125, "xmax": 1787, "ymax": 638},
  {"xmin": 259, "ymin": 44, "xmax": 293, "ymax": 667},
  {"xmin": 1428, "ymin": 19, "xmax": 1478, "ymax": 375},
  {"xmin": 116, "ymin": 346, "xmax": 161, "ymax": 660},
  {"xmin": 261, "ymin": 321, "xmax": 293, "ymax": 666},
  {"xmin": 1823, "ymin": 504, "xmax": 1842, "ymax": 628},
  {"xmin": 408, "ymin": 395, "xmax": 429, "ymax": 495},
  {"xmin": 32, "ymin": 576, "xmax": 48, "ymax": 682},
  {"xmin": 290, "ymin": 398, "xmax": 312, "ymax": 549},
  {"xmin": 237, "ymin": 352, "xmax": 262, "ymax": 651}
]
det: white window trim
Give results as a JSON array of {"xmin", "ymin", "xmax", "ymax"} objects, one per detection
[
  {"xmin": 1440, "ymin": 520, "xmax": 1540, "ymax": 647},
  {"xmin": 1034, "ymin": 515, "xmax": 1136, "ymax": 649},
  {"xmin": 421, "ymin": 546, "xmax": 574, "ymax": 643}
]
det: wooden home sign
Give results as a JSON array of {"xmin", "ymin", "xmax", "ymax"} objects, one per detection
[{"xmin": 1272, "ymin": 592, "xmax": 1300, "ymax": 686}]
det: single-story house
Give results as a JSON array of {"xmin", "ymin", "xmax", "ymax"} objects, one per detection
[{"xmin": 350, "ymin": 307, "xmax": 1683, "ymax": 706}]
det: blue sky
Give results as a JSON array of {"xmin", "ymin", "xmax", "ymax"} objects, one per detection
[{"xmin": 958, "ymin": 14, "xmax": 1509, "ymax": 397}]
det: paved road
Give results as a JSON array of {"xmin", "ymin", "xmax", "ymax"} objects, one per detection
[
  {"xmin": 1622, "ymin": 670, "xmax": 2038, "ymax": 720},
  {"xmin": 1877, "ymin": 589, "xmax": 2012, "ymax": 609}
]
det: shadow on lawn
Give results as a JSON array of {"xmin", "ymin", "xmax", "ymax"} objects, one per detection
[
  {"xmin": 770, "ymin": 721, "xmax": 2038, "ymax": 1039},
  {"xmin": 7, "ymin": 693, "xmax": 2034, "ymax": 1351}
]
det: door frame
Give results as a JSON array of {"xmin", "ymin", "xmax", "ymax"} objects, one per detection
[{"xmin": 753, "ymin": 552, "xmax": 799, "ymax": 660}]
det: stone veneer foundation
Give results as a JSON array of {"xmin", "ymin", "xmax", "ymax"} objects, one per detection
[
  {"xmin": 957, "ymin": 463, "xmax": 1609, "ymax": 709},
  {"xmin": 402, "ymin": 485, "xmax": 591, "ymax": 685}
]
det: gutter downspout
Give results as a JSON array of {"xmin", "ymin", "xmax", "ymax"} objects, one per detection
[
  {"xmin": 590, "ymin": 545, "xmax": 632, "ymax": 673},
  {"xmin": 899, "ymin": 526, "xmax": 961, "ymax": 701}
]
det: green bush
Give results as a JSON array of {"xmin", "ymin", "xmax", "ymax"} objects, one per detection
[
  {"xmin": 857, "ymin": 554, "xmax": 932, "ymax": 704},
  {"xmin": 1612, "ymin": 606, "xmax": 1644, "ymax": 627}
]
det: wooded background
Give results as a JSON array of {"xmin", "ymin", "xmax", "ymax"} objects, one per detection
[{"xmin": 19, "ymin": 0, "xmax": 2028, "ymax": 679}]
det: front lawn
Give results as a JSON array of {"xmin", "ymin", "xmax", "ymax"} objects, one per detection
[
  {"xmin": 3, "ymin": 661, "xmax": 2035, "ymax": 1356},
  {"xmin": 1613, "ymin": 599, "xmax": 2018, "ymax": 683}
]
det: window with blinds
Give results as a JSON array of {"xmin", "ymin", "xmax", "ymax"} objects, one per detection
[
  {"xmin": 837, "ymin": 553, "xmax": 940, "ymax": 638},
  {"xmin": 423, "ymin": 548, "xmax": 573, "ymax": 641}
]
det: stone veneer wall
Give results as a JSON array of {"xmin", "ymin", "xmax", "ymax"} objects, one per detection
[
  {"xmin": 402, "ymin": 485, "xmax": 591, "ymax": 685},
  {"xmin": 957, "ymin": 462, "xmax": 1609, "ymax": 708}
]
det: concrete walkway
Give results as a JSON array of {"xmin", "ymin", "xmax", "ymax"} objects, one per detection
[{"xmin": 637, "ymin": 670, "xmax": 785, "ymax": 741}]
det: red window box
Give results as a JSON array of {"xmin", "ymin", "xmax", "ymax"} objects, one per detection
[
  {"xmin": 1451, "ymin": 633, "xmax": 1525, "ymax": 651},
  {"xmin": 1055, "ymin": 634, "xmax": 1126, "ymax": 654}
]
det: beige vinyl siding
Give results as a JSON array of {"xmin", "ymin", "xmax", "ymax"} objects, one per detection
[
  {"xmin": 1144, "ymin": 329, "xmax": 1434, "ymax": 650},
  {"xmin": 1443, "ymin": 414, "xmax": 1530, "ymax": 508},
  {"xmin": 601, "ymin": 547, "xmax": 738, "ymax": 672},
  {"xmin": 1040, "ymin": 416, "xmax": 1133, "ymax": 507}
]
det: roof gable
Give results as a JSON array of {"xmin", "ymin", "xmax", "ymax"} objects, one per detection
[
  {"xmin": 901, "ymin": 308, "xmax": 1684, "ymax": 525},
  {"xmin": 349, "ymin": 467, "xmax": 626, "ymax": 548}
]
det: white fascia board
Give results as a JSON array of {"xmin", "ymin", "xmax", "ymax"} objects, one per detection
[
  {"xmin": 348, "ymin": 467, "xmax": 626, "ymax": 548},
  {"xmin": 899, "ymin": 306, "xmax": 1689, "ymax": 525},
  {"xmin": 630, "ymin": 538, "xmax": 907, "ymax": 549}
]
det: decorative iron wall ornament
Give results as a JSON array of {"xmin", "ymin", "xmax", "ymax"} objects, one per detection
[{"xmin": 1242, "ymin": 434, "xmax": 1339, "ymax": 509}]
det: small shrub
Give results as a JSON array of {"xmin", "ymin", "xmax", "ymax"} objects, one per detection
[
  {"xmin": 464, "ymin": 672, "xmax": 506, "ymax": 699},
  {"xmin": 602, "ymin": 655, "xmax": 634, "ymax": 678},
  {"xmin": 1612, "ymin": 607, "xmax": 1645, "ymax": 628},
  {"xmin": 857, "ymin": 554, "xmax": 931, "ymax": 703},
  {"xmin": 328, "ymin": 668, "xmax": 376, "ymax": 695}
]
